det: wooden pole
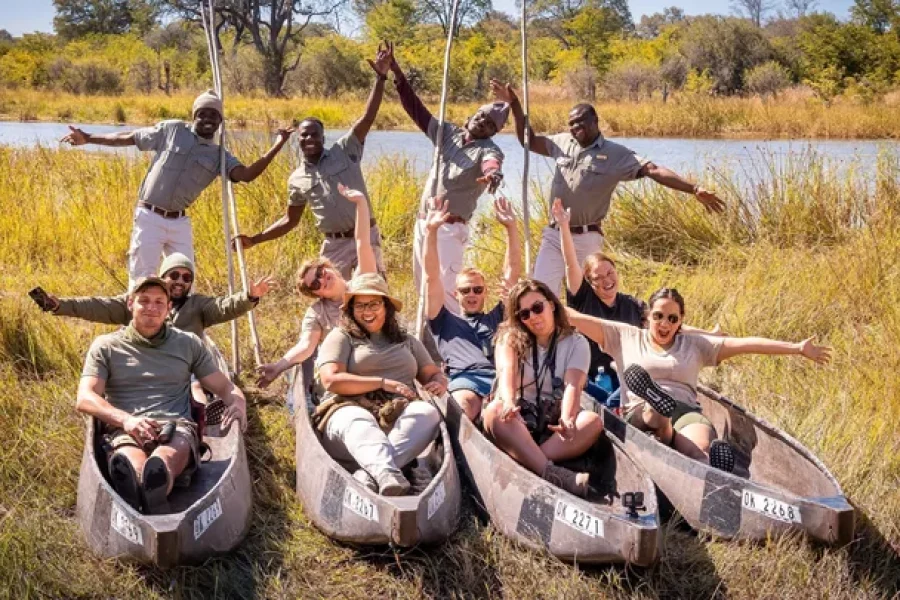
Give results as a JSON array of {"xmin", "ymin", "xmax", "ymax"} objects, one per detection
[{"xmin": 520, "ymin": 0, "xmax": 533, "ymax": 275}]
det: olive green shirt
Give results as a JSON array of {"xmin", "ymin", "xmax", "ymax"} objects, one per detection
[
  {"xmin": 287, "ymin": 132, "xmax": 372, "ymax": 234},
  {"xmin": 133, "ymin": 120, "xmax": 242, "ymax": 212},
  {"xmin": 81, "ymin": 326, "xmax": 219, "ymax": 420},
  {"xmin": 54, "ymin": 291, "xmax": 257, "ymax": 336},
  {"xmin": 546, "ymin": 133, "xmax": 648, "ymax": 227}
]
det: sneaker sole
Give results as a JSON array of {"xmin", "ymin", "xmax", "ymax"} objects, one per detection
[
  {"xmin": 709, "ymin": 439, "xmax": 736, "ymax": 473},
  {"xmin": 623, "ymin": 364, "xmax": 677, "ymax": 418},
  {"xmin": 141, "ymin": 456, "xmax": 170, "ymax": 514},
  {"xmin": 109, "ymin": 454, "xmax": 142, "ymax": 511}
]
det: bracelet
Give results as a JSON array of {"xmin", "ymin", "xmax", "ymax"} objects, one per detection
[
  {"xmin": 692, "ymin": 184, "xmax": 701, "ymax": 195},
  {"xmin": 380, "ymin": 377, "xmax": 385, "ymax": 389},
  {"xmin": 376, "ymin": 73, "xmax": 387, "ymax": 82}
]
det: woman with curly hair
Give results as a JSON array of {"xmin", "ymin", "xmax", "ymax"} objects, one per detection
[
  {"xmin": 568, "ymin": 287, "xmax": 831, "ymax": 472},
  {"xmin": 482, "ymin": 279, "xmax": 603, "ymax": 498},
  {"xmin": 314, "ymin": 273, "xmax": 448, "ymax": 496}
]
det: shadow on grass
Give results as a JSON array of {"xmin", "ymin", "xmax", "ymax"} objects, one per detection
[
  {"xmin": 134, "ymin": 397, "xmax": 293, "ymax": 599},
  {"xmin": 843, "ymin": 508, "xmax": 900, "ymax": 597}
]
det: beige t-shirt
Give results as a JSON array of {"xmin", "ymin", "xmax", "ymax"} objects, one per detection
[
  {"xmin": 300, "ymin": 298, "xmax": 342, "ymax": 338},
  {"xmin": 316, "ymin": 328, "xmax": 434, "ymax": 402},
  {"xmin": 596, "ymin": 321, "xmax": 724, "ymax": 410},
  {"xmin": 516, "ymin": 331, "xmax": 590, "ymax": 411}
]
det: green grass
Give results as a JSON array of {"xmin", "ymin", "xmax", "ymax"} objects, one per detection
[
  {"xmin": 0, "ymin": 141, "xmax": 897, "ymax": 598},
  {"xmin": 2, "ymin": 88, "xmax": 900, "ymax": 139}
]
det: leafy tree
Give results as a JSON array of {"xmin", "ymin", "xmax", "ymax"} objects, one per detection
[
  {"xmin": 53, "ymin": 0, "xmax": 161, "ymax": 39},
  {"xmin": 636, "ymin": 6, "xmax": 685, "ymax": 39},
  {"xmin": 532, "ymin": 0, "xmax": 633, "ymax": 46},
  {"xmin": 0, "ymin": 30, "xmax": 13, "ymax": 43},
  {"xmin": 783, "ymin": 0, "xmax": 817, "ymax": 18},
  {"xmin": 851, "ymin": 0, "xmax": 899, "ymax": 34},
  {"xmin": 679, "ymin": 16, "xmax": 773, "ymax": 93},
  {"xmin": 365, "ymin": 0, "xmax": 420, "ymax": 41},
  {"xmin": 417, "ymin": 0, "xmax": 492, "ymax": 34},
  {"xmin": 744, "ymin": 59, "xmax": 791, "ymax": 97}
]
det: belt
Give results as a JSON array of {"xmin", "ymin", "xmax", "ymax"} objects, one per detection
[
  {"xmin": 551, "ymin": 222, "xmax": 604, "ymax": 235},
  {"xmin": 444, "ymin": 215, "xmax": 468, "ymax": 225},
  {"xmin": 324, "ymin": 218, "xmax": 377, "ymax": 239},
  {"xmin": 140, "ymin": 203, "xmax": 185, "ymax": 219}
]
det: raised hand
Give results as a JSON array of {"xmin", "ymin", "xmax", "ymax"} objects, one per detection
[
  {"xmin": 550, "ymin": 197, "xmax": 570, "ymax": 226},
  {"xmin": 424, "ymin": 197, "xmax": 450, "ymax": 231},
  {"xmin": 799, "ymin": 337, "xmax": 832, "ymax": 364},
  {"xmin": 60, "ymin": 125, "xmax": 89, "ymax": 146},
  {"xmin": 368, "ymin": 40, "xmax": 394, "ymax": 76},
  {"xmin": 493, "ymin": 196, "xmax": 516, "ymax": 228},
  {"xmin": 274, "ymin": 126, "xmax": 296, "ymax": 146},
  {"xmin": 489, "ymin": 78, "xmax": 518, "ymax": 104},
  {"xmin": 338, "ymin": 183, "xmax": 366, "ymax": 204},
  {"xmin": 695, "ymin": 187, "xmax": 726, "ymax": 213},
  {"xmin": 249, "ymin": 275, "xmax": 276, "ymax": 299}
]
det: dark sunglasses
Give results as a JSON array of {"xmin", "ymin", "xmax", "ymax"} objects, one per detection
[
  {"xmin": 516, "ymin": 300, "xmax": 547, "ymax": 322},
  {"xmin": 651, "ymin": 311, "xmax": 680, "ymax": 324},
  {"xmin": 307, "ymin": 265, "xmax": 327, "ymax": 291},
  {"xmin": 165, "ymin": 271, "xmax": 193, "ymax": 283},
  {"xmin": 458, "ymin": 286, "xmax": 485, "ymax": 295}
]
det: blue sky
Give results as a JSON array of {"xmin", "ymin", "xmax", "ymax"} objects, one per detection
[{"xmin": 1, "ymin": 0, "xmax": 856, "ymax": 36}]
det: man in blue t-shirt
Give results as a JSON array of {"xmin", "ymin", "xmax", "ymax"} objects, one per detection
[{"xmin": 423, "ymin": 197, "xmax": 521, "ymax": 420}]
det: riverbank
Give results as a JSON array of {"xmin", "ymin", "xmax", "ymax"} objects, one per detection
[
  {"xmin": 0, "ymin": 144, "xmax": 897, "ymax": 597},
  {"xmin": 2, "ymin": 89, "xmax": 900, "ymax": 139}
]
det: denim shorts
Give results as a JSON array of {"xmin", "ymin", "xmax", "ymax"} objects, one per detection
[{"xmin": 448, "ymin": 368, "xmax": 495, "ymax": 398}]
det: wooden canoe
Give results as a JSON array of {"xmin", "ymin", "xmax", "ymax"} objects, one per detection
[
  {"xmin": 600, "ymin": 384, "xmax": 855, "ymax": 544},
  {"xmin": 433, "ymin": 392, "xmax": 661, "ymax": 565},
  {"xmin": 76, "ymin": 410, "xmax": 252, "ymax": 567},
  {"xmin": 289, "ymin": 364, "xmax": 462, "ymax": 546}
]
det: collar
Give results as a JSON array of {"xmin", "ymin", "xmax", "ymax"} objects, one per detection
[
  {"xmin": 578, "ymin": 132, "xmax": 605, "ymax": 151},
  {"xmin": 189, "ymin": 124, "xmax": 215, "ymax": 145},
  {"xmin": 303, "ymin": 147, "xmax": 329, "ymax": 168}
]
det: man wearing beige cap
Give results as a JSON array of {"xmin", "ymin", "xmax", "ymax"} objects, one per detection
[
  {"xmin": 61, "ymin": 90, "xmax": 293, "ymax": 286},
  {"xmin": 387, "ymin": 42, "xmax": 508, "ymax": 314}
]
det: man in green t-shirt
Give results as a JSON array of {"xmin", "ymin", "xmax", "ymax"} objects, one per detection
[{"xmin": 77, "ymin": 277, "xmax": 247, "ymax": 514}]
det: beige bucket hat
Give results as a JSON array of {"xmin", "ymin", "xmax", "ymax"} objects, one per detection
[{"xmin": 342, "ymin": 273, "xmax": 403, "ymax": 312}]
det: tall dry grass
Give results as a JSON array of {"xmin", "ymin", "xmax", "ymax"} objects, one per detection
[
  {"xmin": 0, "ymin": 140, "xmax": 897, "ymax": 598},
  {"xmin": 2, "ymin": 88, "xmax": 900, "ymax": 139}
]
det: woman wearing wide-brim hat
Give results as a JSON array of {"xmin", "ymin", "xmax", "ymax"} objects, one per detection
[{"xmin": 314, "ymin": 273, "xmax": 448, "ymax": 496}]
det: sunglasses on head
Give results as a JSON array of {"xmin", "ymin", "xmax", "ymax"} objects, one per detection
[
  {"xmin": 458, "ymin": 286, "xmax": 485, "ymax": 295},
  {"xmin": 307, "ymin": 265, "xmax": 327, "ymax": 291},
  {"xmin": 651, "ymin": 311, "xmax": 680, "ymax": 324},
  {"xmin": 516, "ymin": 300, "xmax": 547, "ymax": 322},
  {"xmin": 165, "ymin": 271, "xmax": 193, "ymax": 283}
]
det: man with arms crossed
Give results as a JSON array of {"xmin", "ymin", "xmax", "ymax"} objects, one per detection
[
  {"xmin": 491, "ymin": 80, "xmax": 725, "ymax": 295},
  {"xmin": 423, "ymin": 196, "xmax": 521, "ymax": 420},
  {"xmin": 76, "ymin": 277, "xmax": 247, "ymax": 514},
  {"xmin": 62, "ymin": 91, "xmax": 293, "ymax": 286}
]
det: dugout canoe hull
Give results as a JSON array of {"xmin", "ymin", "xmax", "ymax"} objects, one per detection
[
  {"xmin": 434, "ymin": 393, "xmax": 661, "ymax": 566},
  {"xmin": 76, "ymin": 417, "xmax": 252, "ymax": 568},
  {"xmin": 289, "ymin": 366, "xmax": 461, "ymax": 546},
  {"xmin": 600, "ymin": 385, "xmax": 854, "ymax": 544}
]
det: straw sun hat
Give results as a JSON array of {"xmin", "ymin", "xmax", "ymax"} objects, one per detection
[{"xmin": 342, "ymin": 273, "xmax": 403, "ymax": 311}]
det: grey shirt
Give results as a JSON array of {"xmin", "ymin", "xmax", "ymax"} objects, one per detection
[
  {"xmin": 134, "ymin": 120, "xmax": 242, "ymax": 212},
  {"xmin": 546, "ymin": 133, "xmax": 648, "ymax": 227},
  {"xmin": 420, "ymin": 119, "xmax": 504, "ymax": 221},
  {"xmin": 517, "ymin": 332, "xmax": 590, "ymax": 411},
  {"xmin": 300, "ymin": 298, "xmax": 342, "ymax": 338},
  {"xmin": 287, "ymin": 132, "xmax": 372, "ymax": 234},
  {"xmin": 81, "ymin": 327, "xmax": 219, "ymax": 420}
]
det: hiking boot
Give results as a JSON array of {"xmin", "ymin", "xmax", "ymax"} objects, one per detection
[
  {"xmin": 377, "ymin": 471, "xmax": 411, "ymax": 497},
  {"xmin": 623, "ymin": 364, "xmax": 676, "ymax": 418},
  {"xmin": 141, "ymin": 456, "xmax": 171, "ymax": 515},
  {"xmin": 542, "ymin": 462, "xmax": 590, "ymax": 498},
  {"xmin": 352, "ymin": 469, "xmax": 377, "ymax": 492},
  {"xmin": 709, "ymin": 440, "xmax": 736, "ymax": 473},
  {"xmin": 108, "ymin": 453, "xmax": 142, "ymax": 511}
]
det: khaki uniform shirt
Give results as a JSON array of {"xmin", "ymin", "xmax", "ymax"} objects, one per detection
[
  {"xmin": 546, "ymin": 133, "xmax": 648, "ymax": 227},
  {"xmin": 300, "ymin": 298, "xmax": 342, "ymax": 339},
  {"xmin": 287, "ymin": 133, "xmax": 372, "ymax": 234},
  {"xmin": 55, "ymin": 291, "xmax": 257, "ymax": 336},
  {"xmin": 421, "ymin": 119, "xmax": 504, "ymax": 221},
  {"xmin": 134, "ymin": 120, "xmax": 242, "ymax": 212},
  {"xmin": 81, "ymin": 327, "xmax": 219, "ymax": 420},
  {"xmin": 595, "ymin": 321, "xmax": 724, "ymax": 411}
]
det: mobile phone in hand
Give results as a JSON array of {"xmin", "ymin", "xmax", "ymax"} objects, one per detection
[{"xmin": 28, "ymin": 287, "xmax": 55, "ymax": 312}]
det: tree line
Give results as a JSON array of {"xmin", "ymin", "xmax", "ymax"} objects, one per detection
[{"xmin": 0, "ymin": 0, "xmax": 898, "ymax": 103}]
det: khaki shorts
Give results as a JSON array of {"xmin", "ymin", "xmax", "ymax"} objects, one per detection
[
  {"xmin": 626, "ymin": 402, "xmax": 714, "ymax": 434},
  {"xmin": 106, "ymin": 418, "xmax": 201, "ymax": 476}
]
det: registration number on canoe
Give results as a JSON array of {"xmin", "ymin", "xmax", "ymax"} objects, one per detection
[
  {"xmin": 111, "ymin": 504, "xmax": 143, "ymax": 545},
  {"xmin": 344, "ymin": 487, "xmax": 379, "ymax": 522},
  {"xmin": 555, "ymin": 500, "xmax": 604, "ymax": 538},
  {"xmin": 427, "ymin": 481, "xmax": 446, "ymax": 520},
  {"xmin": 193, "ymin": 498, "xmax": 223, "ymax": 540},
  {"xmin": 742, "ymin": 490, "xmax": 801, "ymax": 524}
]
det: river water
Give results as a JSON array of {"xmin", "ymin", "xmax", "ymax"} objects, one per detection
[{"xmin": 2, "ymin": 121, "xmax": 896, "ymax": 203}]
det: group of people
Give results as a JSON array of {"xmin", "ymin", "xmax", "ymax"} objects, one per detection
[{"xmin": 41, "ymin": 40, "xmax": 832, "ymax": 512}]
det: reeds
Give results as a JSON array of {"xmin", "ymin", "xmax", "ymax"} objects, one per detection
[{"xmin": 0, "ymin": 142, "xmax": 897, "ymax": 598}]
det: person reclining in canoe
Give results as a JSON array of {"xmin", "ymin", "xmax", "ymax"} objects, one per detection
[
  {"xmin": 550, "ymin": 198, "xmax": 721, "ymax": 410},
  {"xmin": 482, "ymin": 279, "xmax": 604, "ymax": 498},
  {"xmin": 567, "ymin": 287, "xmax": 832, "ymax": 472},
  {"xmin": 314, "ymin": 273, "xmax": 448, "ymax": 496},
  {"xmin": 76, "ymin": 277, "xmax": 247, "ymax": 514},
  {"xmin": 422, "ymin": 196, "xmax": 521, "ymax": 421},
  {"xmin": 255, "ymin": 185, "xmax": 377, "ymax": 389}
]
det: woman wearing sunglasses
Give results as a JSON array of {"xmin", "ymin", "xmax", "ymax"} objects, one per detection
[
  {"xmin": 315, "ymin": 273, "xmax": 448, "ymax": 495},
  {"xmin": 256, "ymin": 185, "xmax": 377, "ymax": 388},
  {"xmin": 482, "ymin": 279, "xmax": 603, "ymax": 498},
  {"xmin": 567, "ymin": 287, "xmax": 831, "ymax": 471}
]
